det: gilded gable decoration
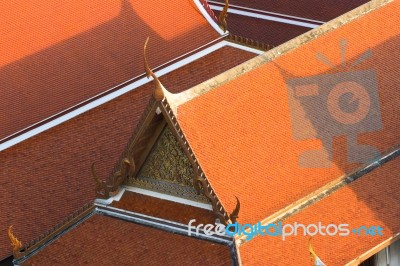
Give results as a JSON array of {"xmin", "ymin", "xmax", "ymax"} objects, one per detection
[{"xmin": 139, "ymin": 127, "xmax": 194, "ymax": 187}]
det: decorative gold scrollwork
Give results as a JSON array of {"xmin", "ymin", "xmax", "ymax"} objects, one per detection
[{"xmin": 139, "ymin": 127, "xmax": 194, "ymax": 187}]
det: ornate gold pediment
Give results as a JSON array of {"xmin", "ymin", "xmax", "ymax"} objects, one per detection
[
  {"xmin": 127, "ymin": 126, "xmax": 209, "ymax": 203},
  {"xmin": 139, "ymin": 126, "xmax": 193, "ymax": 186}
]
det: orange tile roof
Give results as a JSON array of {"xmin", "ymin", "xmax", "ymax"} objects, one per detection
[
  {"xmin": 0, "ymin": 46, "xmax": 254, "ymax": 260},
  {"xmin": 239, "ymin": 156, "xmax": 400, "ymax": 266},
  {"xmin": 0, "ymin": 0, "xmax": 220, "ymax": 139},
  {"xmin": 177, "ymin": 0, "xmax": 399, "ymax": 226}
]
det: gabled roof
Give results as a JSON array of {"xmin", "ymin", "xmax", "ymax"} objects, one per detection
[
  {"xmin": 0, "ymin": 0, "xmax": 221, "ymax": 141},
  {"xmin": 15, "ymin": 205, "xmax": 236, "ymax": 265},
  {"xmin": 240, "ymin": 156, "xmax": 400, "ymax": 265},
  {"xmin": 163, "ymin": 0, "xmax": 399, "ymax": 263},
  {"xmin": 210, "ymin": 0, "xmax": 369, "ymax": 46},
  {"xmin": 173, "ymin": 0, "xmax": 399, "ymax": 225},
  {"xmin": 0, "ymin": 45, "xmax": 255, "ymax": 260}
]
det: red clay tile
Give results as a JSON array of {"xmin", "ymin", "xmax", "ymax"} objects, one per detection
[
  {"xmin": 0, "ymin": 46, "xmax": 254, "ymax": 260},
  {"xmin": 111, "ymin": 191, "xmax": 217, "ymax": 225},
  {"xmin": 213, "ymin": 0, "xmax": 369, "ymax": 21},
  {"xmin": 215, "ymin": 12, "xmax": 310, "ymax": 46},
  {"xmin": 23, "ymin": 215, "xmax": 233, "ymax": 265}
]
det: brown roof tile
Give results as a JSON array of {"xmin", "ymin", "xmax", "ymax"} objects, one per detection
[
  {"xmin": 0, "ymin": 46, "xmax": 254, "ymax": 260},
  {"xmin": 0, "ymin": 0, "xmax": 220, "ymax": 139},
  {"xmin": 213, "ymin": 0, "xmax": 369, "ymax": 21},
  {"xmin": 217, "ymin": 12, "xmax": 310, "ymax": 47},
  {"xmin": 23, "ymin": 215, "xmax": 233, "ymax": 265},
  {"xmin": 111, "ymin": 191, "xmax": 216, "ymax": 225}
]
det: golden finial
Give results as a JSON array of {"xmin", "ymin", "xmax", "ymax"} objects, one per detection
[
  {"xmin": 8, "ymin": 225, "xmax": 22, "ymax": 253},
  {"xmin": 144, "ymin": 37, "xmax": 164, "ymax": 101},
  {"xmin": 229, "ymin": 196, "xmax": 240, "ymax": 223},
  {"xmin": 219, "ymin": 0, "xmax": 229, "ymax": 32},
  {"xmin": 308, "ymin": 237, "xmax": 326, "ymax": 265}
]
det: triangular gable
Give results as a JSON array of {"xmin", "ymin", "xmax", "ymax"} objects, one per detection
[
  {"xmin": 125, "ymin": 110, "xmax": 209, "ymax": 204},
  {"xmin": 92, "ymin": 37, "xmax": 240, "ymax": 225}
]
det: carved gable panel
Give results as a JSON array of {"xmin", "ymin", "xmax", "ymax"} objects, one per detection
[{"xmin": 127, "ymin": 126, "xmax": 209, "ymax": 203}]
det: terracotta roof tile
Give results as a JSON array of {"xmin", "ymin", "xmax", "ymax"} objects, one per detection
[
  {"xmin": 239, "ymin": 157, "xmax": 400, "ymax": 265},
  {"xmin": 0, "ymin": 46, "xmax": 254, "ymax": 260},
  {"xmin": 216, "ymin": 12, "xmax": 310, "ymax": 46},
  {"xmin": 111, "ymin": 191, "xmax": 216, "ymax": 225},
  {"xmin": 213, "ymin": 0, "xmax": 369, "ymax": 21},
  {"xmin": 177, "ymin": 0, "xmax": 400, "ymax": 226},
  {"xmin": 0, "ymin": 0, "xmax": 220, "ymax": 139},
  {"xmin": 23, "ymin": 215, "xmax": 233, "ymax": 265}
]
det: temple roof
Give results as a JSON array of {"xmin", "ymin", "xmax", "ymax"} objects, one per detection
[
  {"xmin": 212, "ymin": 0, "xmax": 370, "ymax": 21},
  {"xmin": 21, "ymin": 211, "xmax": 235, "ymax": 265},
  {"xmin": 210, "ymin": 0, "xmax": 369, "ymax": 46},
  {"xmin": 166, "ymin": 0, "xmax": 399, "ymax": 263},
  {"xmin": 240, "ymin": 156, "xmax": 400, "ymax": 265},
  {"xmin": 0, "ymin": 0, "xmax": 221, "ymax": 141},
  {"xmin": 4, "ymin": 0, "xmax": 400, "ymax": 264},
  {"xmin": 111, "ymin": 191, "xmax": 216, "ymax": 225},
  {"xmin": 0, "ymin": 45, "xmax": 255, "ymax": 260},
  {"xmin": 174, "ymin": 0, "xmax": 399, "ymax": 223}
]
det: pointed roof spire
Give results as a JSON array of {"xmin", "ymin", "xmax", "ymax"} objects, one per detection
[{"xmin": 144, "ymin": 37, "xmax": 165, "ymax": 101}]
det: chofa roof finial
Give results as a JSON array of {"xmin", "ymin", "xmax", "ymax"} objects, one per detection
[
  {"xmin": 8, "ymin": 225, "xmax": 22, "ymax": 253},
  {"xmin": 144, "ymin": 37, "xmax": 164, "ymax": 101},
  {"xmin": 219, "ymin": 0, "xmax": 229, "ymax": 32},
  {"xmin": 229, "ymin": 196, "xmax": 240, "ymax": 223}
]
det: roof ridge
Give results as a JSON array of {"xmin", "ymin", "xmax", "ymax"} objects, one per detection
[
  {"xmin": 160, "ymin": 98, "xmax": 234, "ymax": 224},
  {"xmin": 235, "ymin": 146, "xmax": 400, "ymax": 246},
  {"xmin": 0, "ymin": 35, "xmax": 225, "ymax": 152},
  {"xmin": 12, "ymin": 202, "xmax": 95, "ymax": 262},
  {"xmin": 199, "ymin": 0, "xmax": 219, "ymax": 23},
  {"xmin": 168, "ymin": 0, "xmax": 393, "ymax": 112},
  {"xmin": 225, "ymin": 33, "xmax": 274, "ymax": 52}
]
